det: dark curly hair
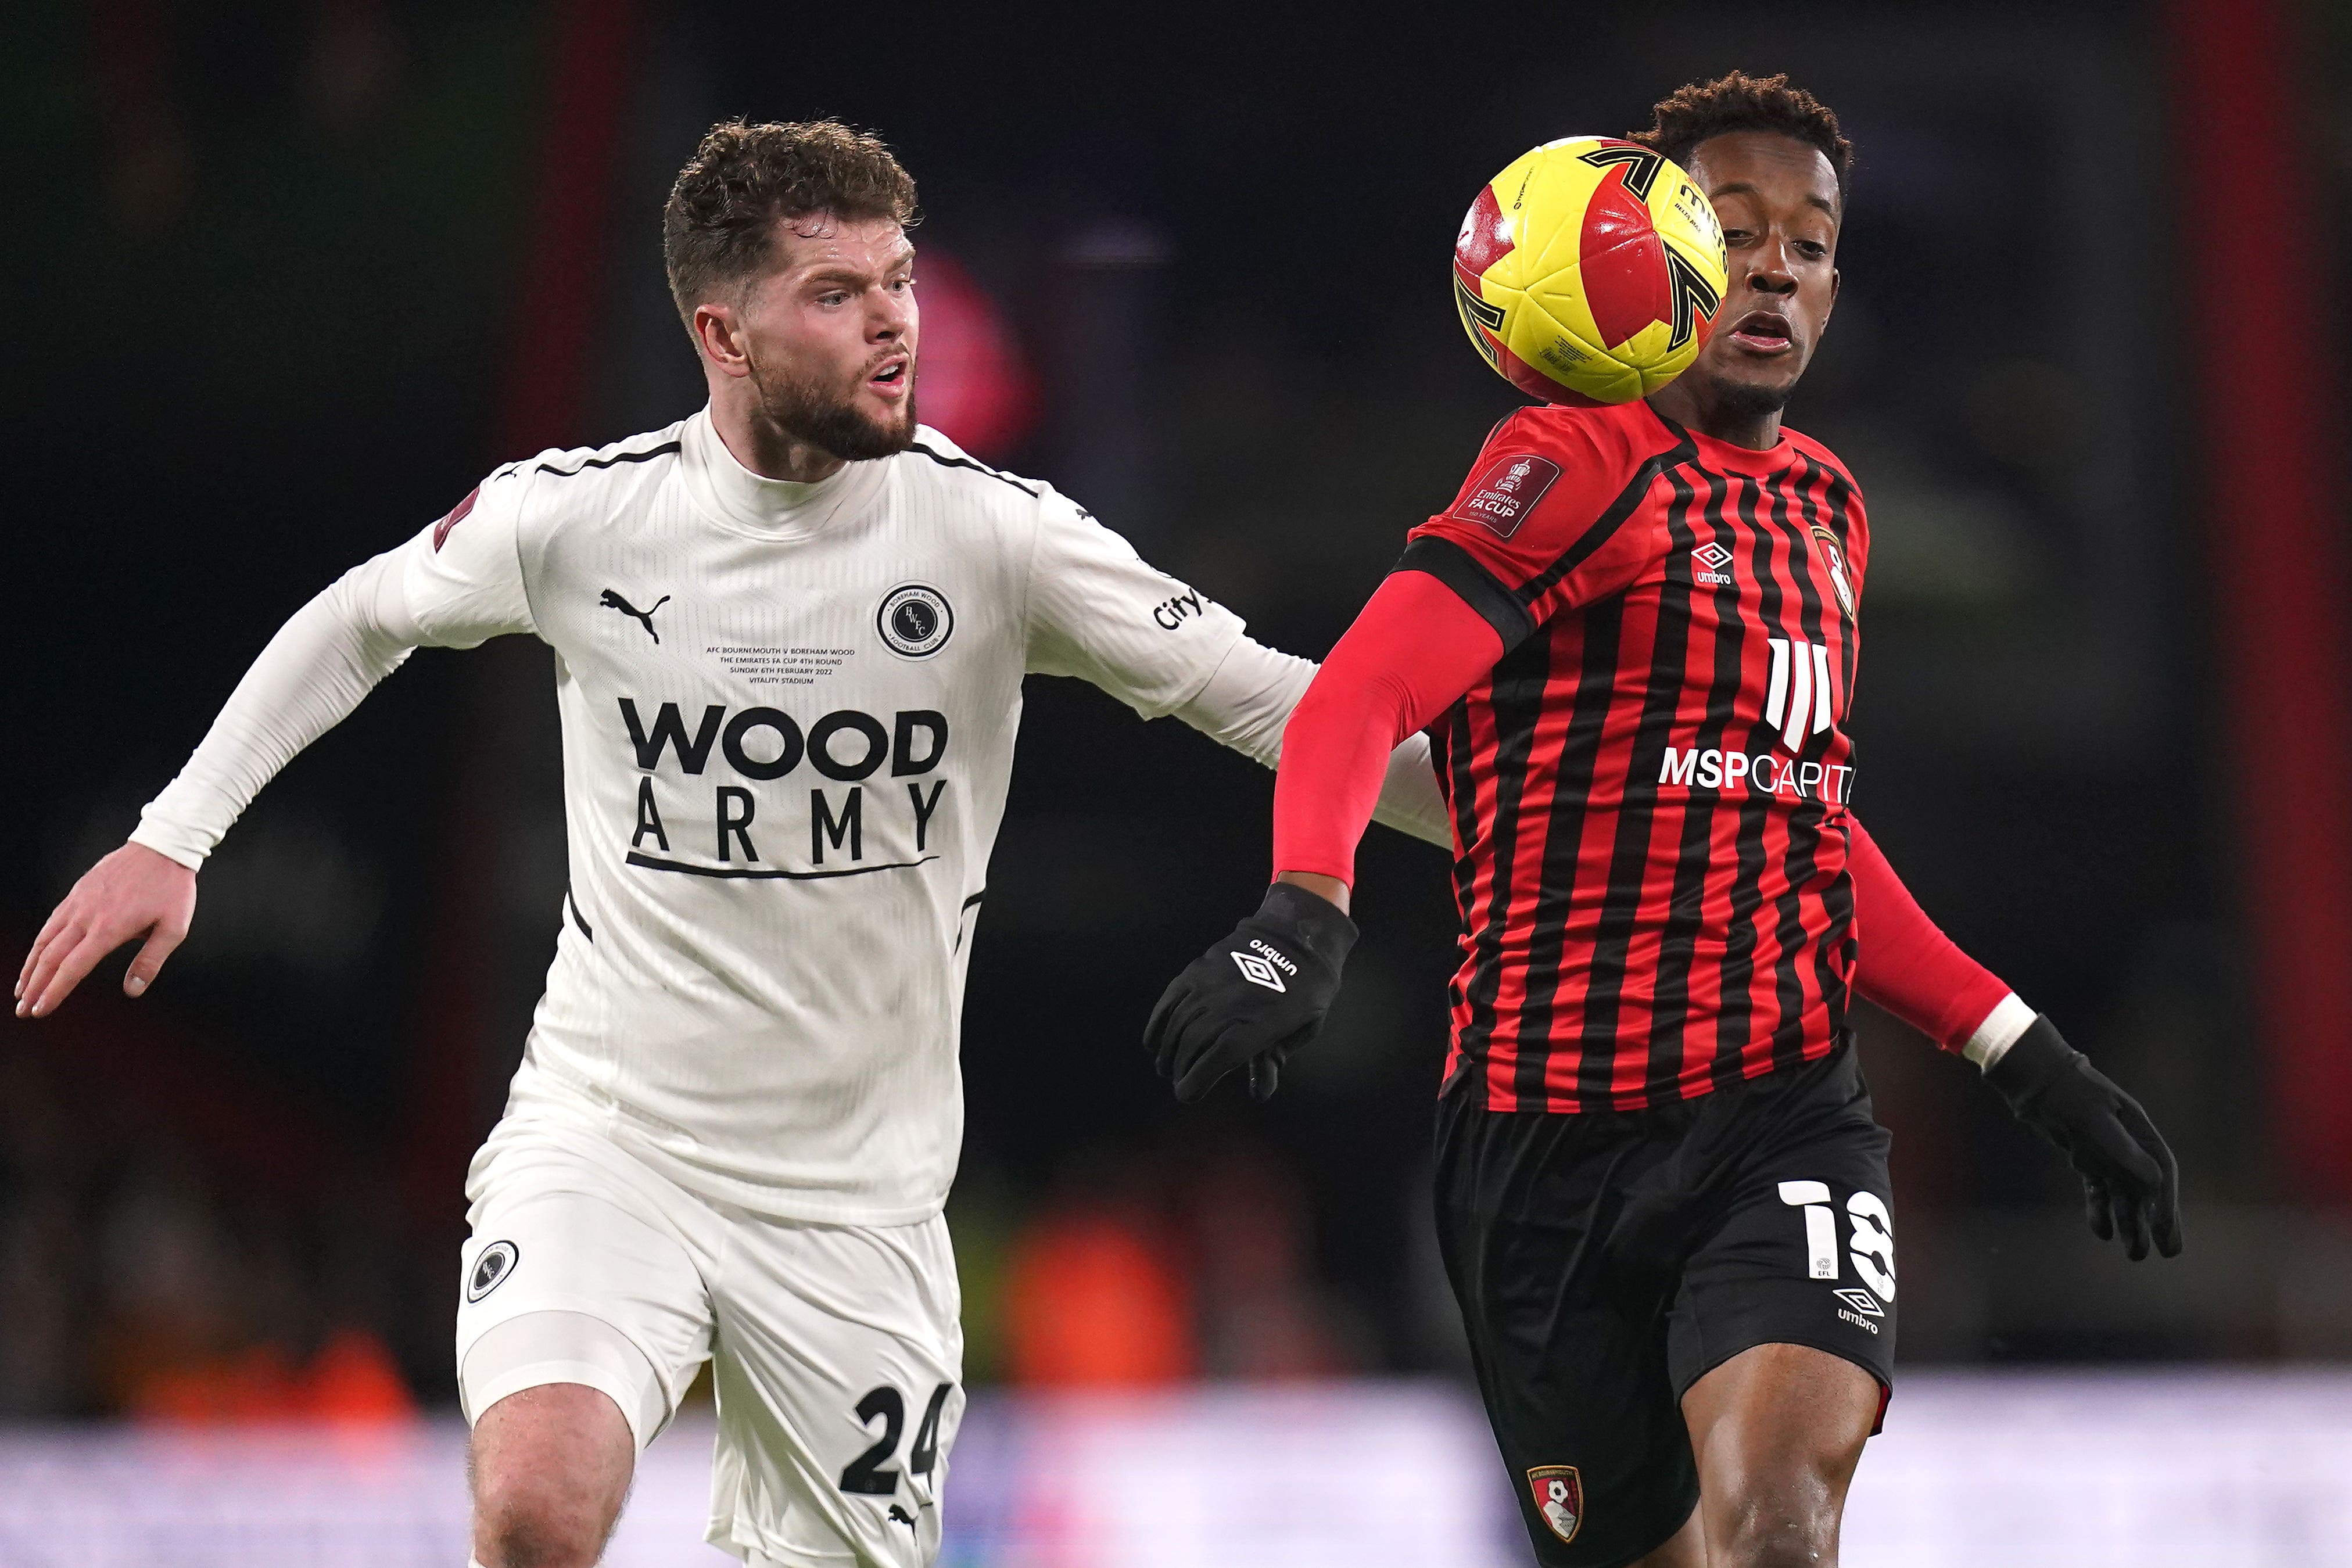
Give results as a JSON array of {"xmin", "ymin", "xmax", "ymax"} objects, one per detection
[
  {"xmin": 1632, "ymin": 71, "xmax": 1853, "ymax": 209},
  {"xmin": 662, "ymin": 119, "xmax": 918, "ymax": 329}
]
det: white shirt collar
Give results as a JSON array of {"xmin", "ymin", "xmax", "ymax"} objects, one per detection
[{"xmin": 679, "ymin": 406, "xmax": 882, "ymax": 541}]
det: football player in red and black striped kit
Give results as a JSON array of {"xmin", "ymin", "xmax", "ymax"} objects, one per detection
[{"xmin": 1146, "ymin": 73, "xmax": 2181, "ymax": 1568}]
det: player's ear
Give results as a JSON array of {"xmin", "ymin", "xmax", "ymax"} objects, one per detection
[{"xmin": 694, "ymin": 299, "xmax": 752, "ymax": 379}]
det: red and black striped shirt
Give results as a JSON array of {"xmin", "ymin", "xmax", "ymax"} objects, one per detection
[{"xmin": 1405, "ymin": 399, "xmax": 1868, "ymax": 1113}]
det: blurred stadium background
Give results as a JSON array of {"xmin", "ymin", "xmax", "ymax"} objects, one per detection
[{"xmin": 6, "ymin": 0, "xmax": 2352, "ymax": 1562}]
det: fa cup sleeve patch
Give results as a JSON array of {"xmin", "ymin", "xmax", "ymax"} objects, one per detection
[
  {"xmin": 1450, "ymin": 455, "xmax": 1561, "ymax": 539},
  {"xmin": 433, "ymin": 485, "xmax": 482, "ymax": 552}
]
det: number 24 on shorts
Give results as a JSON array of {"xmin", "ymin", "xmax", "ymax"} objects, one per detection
[
  {"xmin": 840, "ymin": 1382, "xmax": 956, "ymax": 1496},
  {"xmin": 1777, "ymin": 1181, "xmax": 1896, "ymax": 1299}
]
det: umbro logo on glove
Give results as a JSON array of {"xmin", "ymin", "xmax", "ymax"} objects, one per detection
[
  {"xmin": 1147, "ymin": 882, "xmax": 1357, "ymax": 1102},
  {"xmin": 1230, "ymin": 939, "xmax": 1297, "ymax": 992}
]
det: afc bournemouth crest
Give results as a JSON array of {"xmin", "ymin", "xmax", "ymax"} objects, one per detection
[
  {"xmin": 1527, "ymin": 1465, "xmax": 1583, "ymax": 1545},
  {"xmin": 1809, "ymin": 525, "xmax": 1856, "ymax": 621},
  {"xmin": 877, "ymin": 583, "xmax": 955, "ymax": 659},
  {"xmin": 466, "ymin": 1240, "xmax": 519, "ymax": 1303}
]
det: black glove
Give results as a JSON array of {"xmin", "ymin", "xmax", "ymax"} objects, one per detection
[
  {"xmin": 1985, "ymin": 1016, "xmax": 2182, "ymax": 1261},
  {"xmin": 1144, "ymin": 881, "xmax": 1358, "ymax": 1103}
]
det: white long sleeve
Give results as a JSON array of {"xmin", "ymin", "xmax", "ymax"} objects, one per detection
[
  {"xmin": 130, "ymin": 461, "xmax": 540, "ymax": 870},
  {"xmin": 1171, "ymin": 635, "xmax": 1453, "ymax": 851},
  {"xmin": 1013, "ymin": 485, "xmax": 1451, "ymax": 852},
  {"xmin": 130, "ymin": 551, "xmax": 420, "ymax": 869}
]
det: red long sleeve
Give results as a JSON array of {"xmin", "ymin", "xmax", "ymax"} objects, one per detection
[
  {"xmin": 1272, "ymin": 570, "xmax": 1504, "ymax": 884},
  {"xmin": 1847, "ymin": 818, "xmax": 2013, "ymax": 1052}
]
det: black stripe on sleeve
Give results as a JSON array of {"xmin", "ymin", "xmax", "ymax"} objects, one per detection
[
  {"xmin": 1395, "ymin": 536, "xmax": 1537, "ymax": 653},
  {"xmin": 1512, "ymin": 433, "xmax": 1695, "ymax": 609}
]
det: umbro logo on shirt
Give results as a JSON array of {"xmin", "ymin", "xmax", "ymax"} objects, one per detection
[
  {"xmin": 1691, "ymin": 541, "xmax": 1735, "ymax": 586},
  {"xmin": 601, "ymin": 589, "xmax": 671, "ymax": 643}
]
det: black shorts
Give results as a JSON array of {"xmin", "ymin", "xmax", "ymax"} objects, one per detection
[{"xmin": 1433, "ymin": 1043, "xmax": 1896, "ymax": 1568}]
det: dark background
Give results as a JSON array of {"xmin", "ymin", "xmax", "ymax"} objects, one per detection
[{"xmin": 3, "ymin": 0, "xmax": 2349, "ymax": 1417}]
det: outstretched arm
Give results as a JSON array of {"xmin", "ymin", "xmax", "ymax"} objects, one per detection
[
  {"xmin": 17, "ymin": 467, "xmax": 537, "ymax": 1017},
  {"xmin": 1168, "ymin": 635, "xmax": 1454, "ymax": 850},
  {"xmin": 1845, "ymin": 818, "xmax": 2031, "ymax": 1064},
  {"xmin": 16, "ymin": 552, "xmax": 419, "ymax": 1017},
  {"xmin": 1143, "ymin": 570, "xmax": 1502, "ymax": 1101},
  {"xmin": 1847, "ymin": 818, "xmax": 2181, "ymax": 1260},
  {"xmin": 1018, "ymin": 485, "xmax": 1452, "ymax": 848},
  {"xmin": 1268, "ymin": 570, "xmax": 1503, "ymax": 905}
]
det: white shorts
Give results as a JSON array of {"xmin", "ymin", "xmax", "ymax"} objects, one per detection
[{"xmin": 456, "ymin": 1119, "xmax": 965, "ymax": 1568}]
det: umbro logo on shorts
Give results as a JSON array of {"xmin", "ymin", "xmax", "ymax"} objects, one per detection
[
  {"xmin": 467, "ymin": 1240, "xmax": 519, "ymax": 1302},
  {"xmin": 1833, "ymin": 1286, "xmax": 1884, "ymax": 1318}
]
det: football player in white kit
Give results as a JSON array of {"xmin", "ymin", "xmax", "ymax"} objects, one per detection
[{"xmin": 15, "ymin": 121, "xmax": 1449, "ymax": 1567}]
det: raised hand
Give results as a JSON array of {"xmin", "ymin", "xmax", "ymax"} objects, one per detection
[{"xmin": 15, "ymin": 842, "xmax": 197, "ymax": 1018}]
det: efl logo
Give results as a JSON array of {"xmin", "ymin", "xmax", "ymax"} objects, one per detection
[{"xmin": 1765, "ymin": 637, "xmax": 1836, "ymax": 752}]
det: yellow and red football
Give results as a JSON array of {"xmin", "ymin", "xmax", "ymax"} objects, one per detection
[{"xmin": 1454, "ymin": 137, "xmax": 1729, "ymax": 405}]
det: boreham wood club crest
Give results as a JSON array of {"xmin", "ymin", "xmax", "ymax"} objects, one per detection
[{"xmin": 1527, "ymin": 1465, "xmax": 1583, "ymax": 1545}]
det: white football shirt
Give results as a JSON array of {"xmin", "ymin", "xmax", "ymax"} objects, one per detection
[{"xmin": 134, "ymin": 410, "xmax": 1445, "ymax": 1223}]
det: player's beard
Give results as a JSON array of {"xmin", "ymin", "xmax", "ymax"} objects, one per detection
[
  {"xmin": 1704, "ymin": 371, "xmax": 1794, "ymax": 424},
  {"xmin": 748, "ymin": 354, "xmax": 917, "ymax": 462}
]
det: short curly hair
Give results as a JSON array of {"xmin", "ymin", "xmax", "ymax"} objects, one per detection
[
  {"xmin": 662, "ymin": 119, "xmax": 917, "ymax": 328},
  {"xmin": 1632, "ymin": 71, "xmax": 1854, "ymax": 209}
]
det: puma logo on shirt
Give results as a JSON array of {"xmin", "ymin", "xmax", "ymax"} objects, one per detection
[{"xmin": 600, "ymin": 589, "xmax": 671, "ymax": 643}]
